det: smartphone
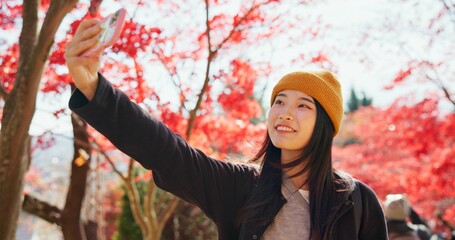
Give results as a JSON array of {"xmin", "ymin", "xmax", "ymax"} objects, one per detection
[{"xmin": 83, "ymin": 8, "xmax": 126, "ymax": 56}]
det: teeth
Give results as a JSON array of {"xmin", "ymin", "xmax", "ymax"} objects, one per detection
[{"xmin": 276, "ymin": 126, "xmax": 295, "ymax": 132}]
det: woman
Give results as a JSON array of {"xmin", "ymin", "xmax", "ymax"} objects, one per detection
[{"xmin": 65, "ymin": 19, "xmax": 387, "ymax": 240}]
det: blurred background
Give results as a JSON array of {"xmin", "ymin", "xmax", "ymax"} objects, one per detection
[{"xmin": 0, "ymin": 0, "xmax": 453, "ymax": 239}]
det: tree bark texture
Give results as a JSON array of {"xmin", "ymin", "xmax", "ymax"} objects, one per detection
[
  {"xmin": 0, "ymin": 0, "xmax": 78, "ymax": 239},
  {"xmin": 61, "ymin": 113, "xmax": 92, "ymax": 240}
]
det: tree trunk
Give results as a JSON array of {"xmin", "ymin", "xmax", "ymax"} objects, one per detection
[
  {"xmin": 61, "ymin": 113, "xmax": 93, "ymax": 240},
  {"xmin": 22, "ymin": 113, "xmax": 96, "ymax": 240},
  {"xmin": 0, "ymin": 0, "xmax": 78, "ymax": 239},
  {"xmin": 0, "ymin": 132, "xmax": 31, "ymax": 239}
]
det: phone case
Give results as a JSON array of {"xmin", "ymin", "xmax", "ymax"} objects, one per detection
[{"xmin": 83, "ymin": 8, "xmax": 126, "ymax": 56}]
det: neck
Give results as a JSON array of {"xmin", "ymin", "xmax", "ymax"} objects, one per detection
[
  {"xmin": 281, "ymin": 150, "xmax": 310, "ymax": 190},
  {"xmin": 284, "ymin": 169, "xmax": 309, "ymax": 190}
]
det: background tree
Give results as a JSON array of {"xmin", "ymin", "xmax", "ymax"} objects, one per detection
[
  {"xmin": 0, "ymin": 0, "xmax": 115, "ymax": 239},
  {"xmin": 347, "ymin": 87, "xmax": 373, "ymax": 112},
  {"xmin": 358, "ymin": 0, "xmax": 453, "ymax": 109},
  {"xmin": 334, "ymin": 98, "xmax": 455, "ymax": 234},
  {"xmin": 0, "ymin": 0, "xmax": 80, "ymax": 239},
  {"xmin": 384, "ymin": 0, "xmax": 455, "ymax": 108},
  {"xmin": 1, "ymin": 0, "xmax": 332, "ymax": 238}
]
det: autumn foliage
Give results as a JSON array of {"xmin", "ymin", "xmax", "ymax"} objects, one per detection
[{"xmin": 334, "ymin": 97, "xmax": 455, "ymax": 232}]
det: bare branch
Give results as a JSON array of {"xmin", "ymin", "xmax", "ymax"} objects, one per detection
[
  {"xmin": 436, "ymin": 210, "xmax": 455, "ymax": 231},
  {"xmin": 143, "ymin": 176, "xmax": 158, "ymax": 229},
  {"xmin": 440, "ymin": 0, "xmax": 455, "ymax": 27},
  {"xmin": 185, "ymin": 0, "xmax": 215, "ymax": 139},
  {"xmin": 158, "ymin": 196, "xmax": 180, "ymax": 232},
  {"xmin": 22, "ymin": 194, "xmax": 62, "ymax": 226},
  {"xmin": 214, "ymin": 0, "xmax": 284, "ymax": 53},
  {"xmin": 124, "ymin": 159, "xmax": 149, "ymax": 235},
  {"xmin": 214, "ymin": 1, "xmax": 258, "ymax": 52},
  {"xmin": 440, "ymin": 85, "xmax": 455, "ymax": 106},
  {"xmin": 151, "ymin": 44, "xmax": 188, "ymax": 112},
  {"xmin": 185, "ymin": 0, "xmax": 281, "ymax": 139},
  {"xmin": 424, "ymin": 71, "xmax": 455, "ymax": 106},
  {"xmin": 397, "ymin": 41, "xmax": 454, "ymax": 107},
  {"xmin": 205, "ymin": 0, "xmax": 213, "ymax": 54},
  {"xmin": 90, "ymin": 138, "xmax": 126, "ymax": 180},
  {"xmin": 155, "ymin": 190, "xmax": 172, "ymax": 211}
]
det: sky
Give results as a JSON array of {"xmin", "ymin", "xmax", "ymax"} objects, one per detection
[
  {"xmin": 279, "ymin": 0, "xmax": 453, "ymax": 111},
  {"xmin": 1, "ymin": 0, "xmax": 453, "ymax": 135}
]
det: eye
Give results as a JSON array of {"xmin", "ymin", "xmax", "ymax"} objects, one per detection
[
  {"xmin": 298, "ymin": 103, "xmax": 312, "ymax": 109},
  {"xmin": 274, "ymin": 99, "xmax": 284, "ymax": 105}
]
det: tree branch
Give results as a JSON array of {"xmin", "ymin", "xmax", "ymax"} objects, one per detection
[
  {"xmin": 185, "ymin": 0, "xmax": 215, "ymax": 139},
  {"xmin": 185, "ymin": 0, "xmax": 280, "ymax": 139},
  {"xmin": 214, "ymin": 0, "xmax": 259, "ymax": 52},
  {"xmin": 397, "ymin": 42, "xmax": 454, "ymax": 107},
  {"xmin": 18, "ymin": 0, "xmax": 78, "ymax": 135},
  {"xmin": 158, "ymin": 196, "xmax": 179, "ymax": 233},
  {"xmin": 436, "ymin": 210, "xmax": 455, "ymax": 231},
  {"xmin": 22, "ymin": 194, "xmax": 62, "ymax": 226},
  {"xmin": 143, "ymin": 177, "xmax": 158, "ymax": 231},
  {"xmin": 90, "ymin": 138, "xmax": 126, "ymax": 181},
  {"xmin": 424, "ymin": 71, "xmax": 455, "ymax": 107},
  {"xmin": 440, "ymin": 0, "xmax": 455, "ymax": 27},
  {"xmin": 124, "ymin": 158, "xmax": 149, "ymax": 235},
  {"xmin": 151, "ymin": 43, "xmax": 188, "ymax": 113}
]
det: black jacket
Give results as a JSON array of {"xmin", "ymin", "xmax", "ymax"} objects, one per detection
[{"xmin": 69, "ymin": 74, "xmax": 388, "ymax": 240}]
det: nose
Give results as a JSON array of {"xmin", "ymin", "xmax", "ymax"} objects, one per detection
[
  {"xmin": 278, "ymin": 104, "xmax": 294, "ymax": 120},
  {"xmin": 279, "ymin": 111, "xmax": 293, "ymax": 121}
]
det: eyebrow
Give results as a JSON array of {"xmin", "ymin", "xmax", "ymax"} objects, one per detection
[{"xmin": 276, "ymin": 93, "xmax": 315, "ymax": 104}]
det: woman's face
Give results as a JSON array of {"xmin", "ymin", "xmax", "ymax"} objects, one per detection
[{"xmin": 267, "ymin": 89, "xmax": 317, "ymax": 160}]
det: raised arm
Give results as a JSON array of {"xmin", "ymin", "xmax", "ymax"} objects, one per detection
[
  {"xmin": 65, "ymin": 20, "xmax": 256, "ymax": 223},
  {"xmin": 68, "ymin": 74, "xmax": 255, "ymax": 222},
  {"xmin": 65, "ymin": 19, "xmax": 103, "ymax": 100}
]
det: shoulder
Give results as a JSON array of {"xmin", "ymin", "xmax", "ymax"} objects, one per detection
[
  {"xmin": 347, "ymin": 177, "xmax": 382, "ymax": 209},
  {"xmin": 355, "ymin": 179, "xmax": 380, "ymax": 202},
  {"xmin": 353, "ymin": 179, "xmax": 386, "ymax": 221},
  {"xmin": 352, "ymin": 180, "xmax": 388, "ymax": 238},
  {"xmin": 333, "ymin": 170, "xmax": 382, "ymax": 203}
]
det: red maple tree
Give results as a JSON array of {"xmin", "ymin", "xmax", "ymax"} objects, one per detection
[{"xmin": 334, "ymin": 97, "xmax": 455, "ymax": 233}]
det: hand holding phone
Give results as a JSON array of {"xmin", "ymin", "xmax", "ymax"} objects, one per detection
[{"xmin": 83, "ymin": 8, "xmax": 126, "ymax": 57}]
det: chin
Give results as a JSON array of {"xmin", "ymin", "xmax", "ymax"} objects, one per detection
[{"xmin": 270, "ymin": 140, "xmax": 287, "ymax": 149}]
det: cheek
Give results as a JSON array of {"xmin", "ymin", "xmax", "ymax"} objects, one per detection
[
  {"xmin": 297, "ymin": 113, "xmax": 317, "ymax": 130},
  {"xmin": 267, "ymin": 109, "xmax": 275, "ymax": 124},
  {"xmin": 267, "ymin": 112, "xmax": 277, "ymax": 135},
  {"xmin": 267, "ymin": 119, "xmax": 275, "ymax": 133}
]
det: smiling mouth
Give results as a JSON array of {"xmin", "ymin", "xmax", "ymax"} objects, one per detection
[{"xmin": 276, "ymin": 126, "xmax": 296, "ymax": 132}]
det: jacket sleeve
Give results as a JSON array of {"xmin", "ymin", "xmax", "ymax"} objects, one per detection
[
  {"xmin": 358, "ymin": 182, "xmax": 389, "ymax": 240},
  {"xmin": 69, "ymin": 74, "xmax": 255, "ymax": 221}
]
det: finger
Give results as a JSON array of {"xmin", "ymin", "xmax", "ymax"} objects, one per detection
[
  {"xmin": 66, "ymin": 24, "xmax": 100, "ymax": 52},
  {"xmin": 74, "ymin": 19, "xmax": 100, "ymax": 35},
  {"xmin": 67, "ymin": 55, "xmax": 100, "ymax": 67},
  {"xmin": 65, "ymin": 37, "xmax": 99, "ymax": 59},
  {"xmin": 71, "ymin": 24, "xmax": 101, "ymax": 47}
]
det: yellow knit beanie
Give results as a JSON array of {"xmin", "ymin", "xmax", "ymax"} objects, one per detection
[{"xmin": 270, "ymin": 70, "xmax": 343, "ymax": 136}]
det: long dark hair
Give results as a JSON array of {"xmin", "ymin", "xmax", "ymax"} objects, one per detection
[{"xmin": 236, "ymin": 100, "xmax": 352, "ymax": 239}]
